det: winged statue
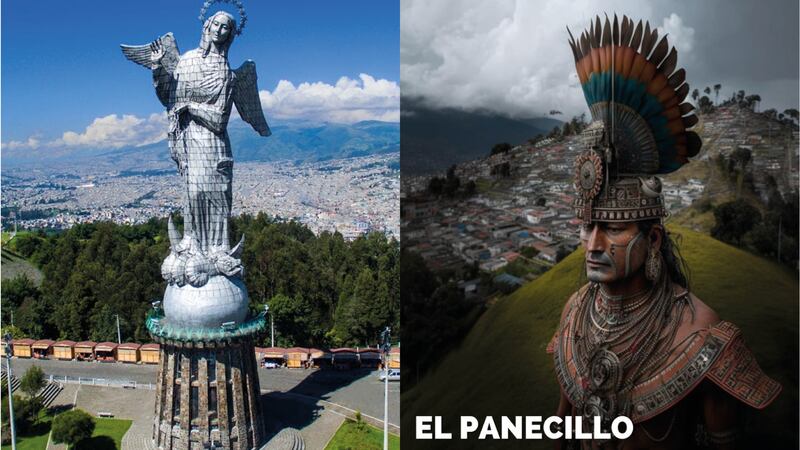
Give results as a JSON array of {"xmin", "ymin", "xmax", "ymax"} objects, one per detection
[{"xmin": 121, "ymin": 10, "xmax": 269, "ymax": 288}]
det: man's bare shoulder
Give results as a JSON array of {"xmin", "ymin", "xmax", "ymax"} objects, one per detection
[{"xmin": 676, "ymin": 287, "xmax": 721, "ymax": 335}]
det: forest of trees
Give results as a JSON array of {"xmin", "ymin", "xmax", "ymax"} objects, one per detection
[
  {"xmin": 399, "ymin": 249, "xmax": 483, "ymax": 387},
  {"xmin": 709, "ymin": 149, "xmax": 799, "ymax": 269},
  {"xmin": 1, "ymin": 214, "xmax": 399, "ymax": 348}
]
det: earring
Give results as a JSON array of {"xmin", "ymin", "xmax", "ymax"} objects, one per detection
[{"xmin": 646, "ymin": 248, "xmax": 662, "ymax": 282}]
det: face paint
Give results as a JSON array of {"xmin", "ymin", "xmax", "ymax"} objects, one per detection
[
  {"xmin": 623, "ymin": 232, "xmax": 643, "ymax": 278},
  {"xmin": 581, "ymin": 223, "xmax": 648, "ymax": 284}
]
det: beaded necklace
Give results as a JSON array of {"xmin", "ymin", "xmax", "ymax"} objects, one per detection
[{"xmin": 572, "ymin": 275, "xmax": 689, "ymax": 422}]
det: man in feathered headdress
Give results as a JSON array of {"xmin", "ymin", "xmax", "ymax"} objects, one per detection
[{"xmin": 547, "ymin": 15, "xmax": 781, "ymax": 449}]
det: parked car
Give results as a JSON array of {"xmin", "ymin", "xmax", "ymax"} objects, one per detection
[{"xmin": 379, "ymin": 369, "xmax": 400, "ymax": 382}]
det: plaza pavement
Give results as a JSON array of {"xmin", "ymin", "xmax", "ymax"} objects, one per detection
[{"xmin": 11, "ymin": 358, "xmax": 399, "ymax": 449}]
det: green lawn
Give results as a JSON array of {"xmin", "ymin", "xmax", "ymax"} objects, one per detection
[
  {"xmin": 73, "ymin": 418, "xmax": 132, "ymax": 450},
  {"xmin": 1, "ymin": 411, "xmax": 53, "ymax": 450},
  {"xmin": 325, "ymin": 419, "xmax": 400, "ymax": 450}
]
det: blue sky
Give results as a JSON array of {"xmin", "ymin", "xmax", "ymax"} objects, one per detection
[{"xmin": 2, "ymin": 1, "xmax": 399, "ymax": 148}]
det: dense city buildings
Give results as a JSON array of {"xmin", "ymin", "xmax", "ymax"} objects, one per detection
[
  {"xmin": 401, "ymin": 104, "xmax": 798, "ymax": 287},
  {"xmin": 2, "ymin": 153, "xmax": 400, "ymax": 240}
]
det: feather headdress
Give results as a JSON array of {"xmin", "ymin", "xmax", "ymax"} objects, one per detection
[
  {"xmin": 567, "ymin": 15, "xmax": 701, "ymax": 174},
  {"xmin": 569, "ymin": 14, "xmax": 702, "ymax": 223}
]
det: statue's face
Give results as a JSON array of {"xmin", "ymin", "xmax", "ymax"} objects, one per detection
[
  {"xmin": 210, "ymin": 14, "xmax": 233, "ymax": 45},
  {"xmin": 580, "ymin": 221, "xmax": 648, "ymax": 284}
]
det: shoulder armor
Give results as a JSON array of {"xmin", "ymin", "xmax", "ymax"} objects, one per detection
[
  {"xmin": 705, "ymin": 321, "xmax": 781, "ymax": 409},
  {"xmin": 553, "ymin": 311, "xmax": 781, "ymax": 423}
]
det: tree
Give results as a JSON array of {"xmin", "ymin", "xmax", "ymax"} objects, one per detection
[
  {"xmin": 15, "ymin": 296, "xmax": 50, "ymax": 339},
  {"xmin": 400, "ymin": 250, "xmax": 479, "ymax": 386},
  {"xmin": 11, "ymin": 234, "xmax": 44, "ymax": 259},
  {"xmin": 569, "ymin": 114, "xmax": 586, "ymax": 135},
  {"xmin": 51, "ymin": 409, "xmax": 96, "ymax": 447},
  {"xmin": 1, "ymin": 395, "xmax": 43, "ymax": 434},
  {"xmin": 490, "ymin": 142, "xmax": 512, "ymax": 156},
  {"xmin": 703, "ymin": 86, "xmax": 711, "ymax": 96},
  {"xmin": 713, "ymin": 84, "xmax": 721, "ymax": 104},
  {"xmin": 730, "ymin": 147, "xmax": 752, "ymax": 169},
  {"xmin": 427, "ymin": 177, "xmax": 444, "ymax": 196},
  {"xmin": 444, "ymin": 165, "xmax": 460, "ymax": 197},
  {"xmin": 744, "ymin": 94, "xmax": 761, "ymax": 112},
  {"xmin": 464, "ymin": 180, "xmax": 477, "ymax": 196},
  {"xmin": 784, "ymin": 108, "xmax": 799, "ymax": 125},
  {"xmin": 1, "ymin": 274, "xmax": 39, "ymax": 310},
  {"xmin": 20, "ymin": 365, "xmax": 46, "ymax": 398},
  {"xmin": 711, "ymin": 200, "xmax": 761, "ymax": 246},
  {"xmin": 698, "ymin": 96, "xmax": 714, "ymax": 114},
  {"xmin": 0, "ymin": 325, "xmax": 25, "ymax": 340},
  {"xmin": 555, "ymin": 246, "xmax": 572, "ymax": 263},
  {"xmin": 333, "ymin": 268, "xmax": 391, "ymax": 346},
  {"xmin": 691, "ymin": 88, "xmax": 699, "ymax": 102}
]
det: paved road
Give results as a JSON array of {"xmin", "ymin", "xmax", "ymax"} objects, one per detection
[{"xmin": 8, "ymin": 357, "xmax": 400, "ymax": 427}]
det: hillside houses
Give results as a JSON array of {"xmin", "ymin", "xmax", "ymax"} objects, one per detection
[
  {"xmin": 401, "ymin": 103, "xmax": 798, "ymax": 296},
  {"xmin": 402, "ymin": 139, "xmax": 585, "ymax": 280},
  {"xmin": 700, "ymin": 104, "xmax": 798, "ymax": 196}
]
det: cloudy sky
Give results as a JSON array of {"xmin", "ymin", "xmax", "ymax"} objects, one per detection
[
  {"xmin": 2, "ymin": 1, "xmax": 399, "ymax": 151},
  {"xmin": 401, "ymin": 0, "xmax": 799, "ymax": 119}
]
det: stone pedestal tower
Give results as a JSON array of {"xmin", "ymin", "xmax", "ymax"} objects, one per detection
[{"xmin": 147, "ymin": 306, "xmax": 266, "ymax": 450}]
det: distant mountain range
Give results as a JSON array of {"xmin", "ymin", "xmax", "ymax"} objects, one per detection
[
  {"xmin": 401, "ymin": 98, "xmax": 562, "ymax": 175},
  {"xmin": 2, "ymin": 119, "xmax": 399, "ymax": 171}
]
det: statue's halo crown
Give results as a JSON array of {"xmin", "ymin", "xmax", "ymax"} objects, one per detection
[{"xmin": 199, "ymin": 0, "xmax": 247, "ymax": 36}]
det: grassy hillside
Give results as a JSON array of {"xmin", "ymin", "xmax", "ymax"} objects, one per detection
[
  {"xmin": 402, "ymin": 226, "xmax": 798, "ymax": 449},
  {"xmin": 0, "ymin": 248, "xmax": 43, "ymax": 285}
]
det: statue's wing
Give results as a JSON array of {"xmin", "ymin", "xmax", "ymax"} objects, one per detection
[
  {"xmin": 120, "ymin": 32, "xmax": 180, "ymax": 73},
  {"xmin": 234, "ymin": 61, "xmax": 271, "ymax": 137}
]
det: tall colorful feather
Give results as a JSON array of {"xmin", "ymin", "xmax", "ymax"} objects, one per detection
[{"xmin": 567, "ymin": 14, "xmax": 701, "ymax": 174}]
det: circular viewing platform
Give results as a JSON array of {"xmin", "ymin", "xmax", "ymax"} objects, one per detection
[{"xmin": 146, "ymin": 309, "xmax": 267, "ymax": 344}]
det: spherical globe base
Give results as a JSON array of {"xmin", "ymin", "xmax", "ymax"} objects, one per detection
[{"xmin": 163, "ymin": 275, "xmax": 249, "ymax": 328}]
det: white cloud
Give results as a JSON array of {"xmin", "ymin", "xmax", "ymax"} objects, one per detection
[
  {"xmin": 2, "ymin": 136, "xmax": 41, "ymax": 150},
  {"xmin": 3, "ymin": 114, "xmax": 166, "ymax": 151},
  {"xmin": 259, "ymin": 74, "xmax": 400, "ymax": 123},
  {"xmin": 56, "ymin": 113, "xmax": 168, "ymax": 148},
  {"xmin": 3, "ymin": 74, "xmax": 399, "ymax": 151},
  {"xmin": 658, "ymin": 13, "xmax": 695, "ymax": 54},
  {"xmin": 400, "ymin": 0, "xmax": 705, "ymax": 118}
]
